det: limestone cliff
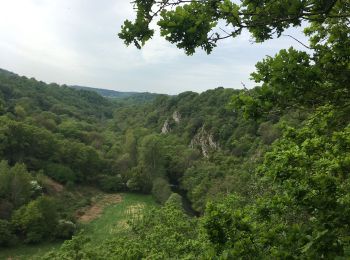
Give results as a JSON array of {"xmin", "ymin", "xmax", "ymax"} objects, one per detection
[
  {"xmin": 190, "ymin": 127, "xmax": 219, "ymax": 157},
  {"xmin": 172, "ymin": 111, "xmax": 181, "ymax": 123},
  {"xmin": 161, "ymin": 119, "xmax": 171, "ymax": 134}
]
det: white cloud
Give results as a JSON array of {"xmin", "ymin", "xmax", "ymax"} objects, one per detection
[
  {"xmin": 0, "ymin": 0, "xmax": 310, "ymax": 94},
  {"xmin": 140, "ymin": 34, "xmax": 183, "ymax": 64}
]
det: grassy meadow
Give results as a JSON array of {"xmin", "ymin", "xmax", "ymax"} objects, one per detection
[{"xmin": 82, "ymin": 193, "xmax": 158, "ymax": 242}]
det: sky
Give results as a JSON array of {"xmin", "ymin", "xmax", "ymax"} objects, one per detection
[{"xmin": 0, "ymin": 0, "xmax": 310, "ymax": 95}]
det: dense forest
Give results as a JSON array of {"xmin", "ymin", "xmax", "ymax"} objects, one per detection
[{"xmin": 1, "ymin": 0, "xmax": 350, "ymax": 259}]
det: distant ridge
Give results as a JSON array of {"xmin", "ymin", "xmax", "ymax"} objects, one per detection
[
  {"xmin": 0, "ymin": 68, "xmax": 162, "ymax": 102},
  {"xmin": 70, "ymin": 85, "xmax": 160, "ymax": 101},
  {"xmin": 0, "ymin": 68, "xmax": 16, "ymax": 77}
]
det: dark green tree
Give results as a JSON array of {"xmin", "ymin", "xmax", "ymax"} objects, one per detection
[
  {"xmin": 11, "ymin": 196, "xmax": 58, "ymax": 243},
  {"xmin": 0, "ymin": 219, "xmax": 16, "ymax": 246}
]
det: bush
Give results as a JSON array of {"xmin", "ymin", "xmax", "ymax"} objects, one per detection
[
  {"xmin": 11, "ymin": 196, "xmax": 58, "ymax": 243},
  {"xmin": 126, "ymin": 166, "xmax": 152, "ymax": 193},
  {"xmin": 151, "ymin": 178, "xmax": 172, "ymax": 204},
  {"xmin": 0, "ymin": 219, "xmax": 16, "ymax": 246},
  {"xmin": 55, "ymin": 220, "xmax": 76, "ymax": 239},
  {"xmin": 44, "ymin": 163, "xmax": 76, "ymax": 184},
  {"xmin": 257, "ymin": 121, "xmax": 281, "ymax": 145},
  {"xmin": 230, "ymin": 134, "xmax": 255, "ymax": 157},
  {"xmin": 165, "ymin": 193, "xmax": 183, "ymax": 209},
  {"xmin": 98, "ymin": 175, "xmax": 125, "ymax": 192},
  {"xmin": 0, "ymin": 161, "xmax": 33, "ymax": 208},
  {"xmin": 0, "ymin": 199, "xmax": 13, "ymax": 219}
]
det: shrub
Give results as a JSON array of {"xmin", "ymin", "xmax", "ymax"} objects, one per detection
[
  {"xmin": 257, "ymin": 121, "xmax": 281, "ymax": 145},
  {"xmin": 55, "ymin": 220, "xmax": 76, "ymax": 239},
  {"xmin": 0, "ymin": 219, "xmax": 16, "ymax": 246},
  {"xmin": 165, "ymin": 193, "xmax": 183, "ymax": 209},
  {"xmin": 98, "ymin": 175, "xmax": 125, "ymax": 192},
  {"xmin": 151, "ymin": 178, "xmax": 172, "ymax": 204},
  {"xmin": 0, "ymin": 199, "xmax": 13, "ymax": 219},
  {"xmin": 44, "ymin": 163, "xmax": 76, "ymax": 184},
  {"xmin": 11, "ymin": 196, "xmax": 58, "ymax": 243}
]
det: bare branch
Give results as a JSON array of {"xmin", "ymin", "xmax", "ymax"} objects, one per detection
[{"xmin": 282, "ymin": 34, "xmax": 313, "ymax": 50}]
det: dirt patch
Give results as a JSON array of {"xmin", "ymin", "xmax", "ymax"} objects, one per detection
[
  {"xmin": 43, "ymin": 177, "xmax": 64, "ymax": 193},
  {"xmin": 77, "ymin": 194, "xmax": 122, "ymax": 223}
]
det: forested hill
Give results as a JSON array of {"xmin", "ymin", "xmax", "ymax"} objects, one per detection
[
  {"xmin": 0, "ymin": 68, "xmax": 113, "ymax": 119},
  {"xmin": 70, "ymin": 85, "xmax": 159, "ymax": 102}
]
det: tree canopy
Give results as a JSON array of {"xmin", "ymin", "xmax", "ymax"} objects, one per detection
[{"xmin": 119, "ymin": 0, "xmax": 349, "ymax": 54}]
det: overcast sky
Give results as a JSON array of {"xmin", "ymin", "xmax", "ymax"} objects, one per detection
[{"xmin": 0, "ymin": 0, "xmax": 309, "ymax": 94}]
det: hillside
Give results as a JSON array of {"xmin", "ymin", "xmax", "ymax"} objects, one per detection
[{"xmin": 0, "ymin": 68, "xmax": 113, "ymax": 119}]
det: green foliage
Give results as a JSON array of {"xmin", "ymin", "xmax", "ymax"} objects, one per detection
[
  {"xmin": 140, "ymin": 134, "xmax": 166, "ymax": 177},
  {"xmin": 200, "ymin": 105, "xmax": 350, "ymax": 258},
  {"xmin": 11, "ymin": 196, "xmax": 58, "ymax": 244},
  {"xmin": 151, "ymin": 177, "xmax": 172, "ymax": 204},
  {"xmin": 230, "ymin": 5, "xmax": 350, "ymax": 119},
  {"xmin": 0, "ymin": 118, "xmax": 57, "ymax": 167},
  {"xmin": 41, "ymin": 234, "xmax": 91, "ymax": 260},
  {"xmin": 97, "ymin": 174, "xmax": 125, "ymax": 192},
  {"xmin": 257, "ymin": 106, "xmax": 350, "ymax": 257},
  {"xmin": 120, "ymin": 0, "xmax": 346, "ymax": 54},
  {"xmin": 126, "ymin": 164, "xmax": 152, "ymax": 193},
  {"xmin": 181, "ymin": 156, "xmax": 256, "ymax": 213},
  {"xmin": 57, "ymin": 140, "xmax": 102, "ymax": 182},
  {"xmin": 55, "ymin": 220, "xmax": 76, "ymax": 239},
  {"xmin": 44, "ymin": 202, "xmax": 205, "ymax": 259},
  {"xmin": 0, "ymin": 199, "xmax": 13, "ymax": 219},
  {"xmin": 257, "ymin": 121, "xmax": 281, "ymax": 145},
  {"xmin": 158, "ymin": 3, "xmax": 218, "ymax": 55},
  {"xmin": 0, "ymin": 161, "xmax": 34, "ymax": 209},
  {"xmin": 44, "ymin": 163, "xmax": 76, "ymax": 184},
  {"xmin": 165, "ymin": 192, "xmax": 183, "ymax": 209},
  {"xmin": 203, "ymin": 196, "xmax": 256, "ymax": 257},
  {"xmin": 0, "ymin": 219, "xmax": 16, "ymax": 246}
]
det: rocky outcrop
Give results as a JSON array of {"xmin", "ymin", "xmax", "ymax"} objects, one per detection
[
  {"xmin": 172, "ymin": 111, "xmax": 181, "ymax": 123},
  {"xmin": 161, "ymin": 111, "xmax": 181, "ymax": 134},
  {"xmin": 190, "ymin": 127, "xmax": 219, "ymax": 157},
  {"xmin": 161, "ymin": 119, "xmax": 171, "ymax": 134}
]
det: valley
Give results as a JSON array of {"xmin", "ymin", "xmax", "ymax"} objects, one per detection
[{"xmin": 0, "ymin": 2, "xmax": 349, "ymax": 257}]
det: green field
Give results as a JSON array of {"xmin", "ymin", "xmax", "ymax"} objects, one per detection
[
  {"xmin": 0, "ymin": 193, "xmax": 157, "ymax": 260},
  {"xmin": 82, "ymin": 193, "xmax": 158, "ymax": 242}
]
